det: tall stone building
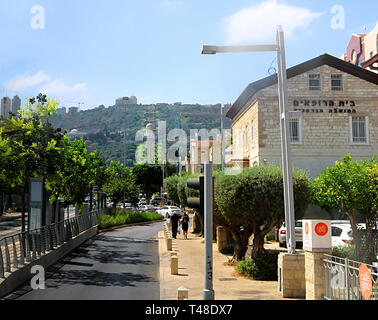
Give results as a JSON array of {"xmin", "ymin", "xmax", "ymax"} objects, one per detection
[
  {"xmin": 226, "ymin": 54, "xmax": 378, "ymax": 177},
  {"xmin": 1, "ymin": 97, "xmax": 11, "ymax": 119},
  {"xmin": 11, "ymin": 95, "xmax": 21, "ymax": 115}
]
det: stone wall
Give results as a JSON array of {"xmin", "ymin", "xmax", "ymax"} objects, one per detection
[{"xmin": 231, "ymin": 64, "xmax": 378, "ymax": 177}]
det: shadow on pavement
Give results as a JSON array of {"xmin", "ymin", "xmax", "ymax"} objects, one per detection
[{"xmin": 45, "ymin": 270, "xmax": 157, "ymax": 288}]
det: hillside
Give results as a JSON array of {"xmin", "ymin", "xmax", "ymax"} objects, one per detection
[{"xmin": 50, "ymin": 103, "xmax": 232, "ymax": 165}]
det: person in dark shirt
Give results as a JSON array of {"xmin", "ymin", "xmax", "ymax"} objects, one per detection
[
  {"xmin": 180, "ymin": 213, "xmax": 190, "ymax": 239},
  {"xmin": 169, "ymin": 212, "xmax": 181, "ymax": 239}
]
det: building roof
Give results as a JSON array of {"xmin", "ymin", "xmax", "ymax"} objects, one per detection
[{"xmin": 226, "ymin": 53, "xmax": 378, "ymax": 120}]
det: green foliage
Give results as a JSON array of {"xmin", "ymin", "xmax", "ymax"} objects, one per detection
[
  {"xmin": 19, "ymin": 93, "xmax": 59, "ymax": 120},
  {"xmin": 331, "ymin": 244, "xmax": 356, "ymax": 259},
  {"xmin": 132, "ymin": 163, "xmax": 163, "ymax": 199},
  {"xmin": 311, "ymin": 154, "xmax": 378, "ymax": 262},
  {"xmin": 236, "ymin": 251, "xmax": 279, "ymax": 281},
  {"xmin": 164, "ymin": 175, "xmax": 180, "ymax": 205},
  {"xmin": 311, "ymin": 154, "xmax": 378, "ymax": 217},
  {"xmin": 214, "ymin": 166, "xmax": 311, "ymax": 260},
  {"xmin": 97, "ymin": 210, "xmax": 164, "ymax": 229},
  {"xmin": 103, "ymin": 161, "xmax": 140, "ymax": 206},
  {"xmin": 50, "ymin": 103, "xmax": 232, "ymax": 165}
]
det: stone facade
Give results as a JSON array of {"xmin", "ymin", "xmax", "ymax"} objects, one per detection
[
  {"xmin": 304, "ymin": 250, "xmax": 332, "ymax": 300},
  {"xmin": 230, "ymin": 63, "xmax": 378, "ymax": 177},
  {"xmin": 278, "ymin": 253, "xmax": 305, "ymax": 298}
]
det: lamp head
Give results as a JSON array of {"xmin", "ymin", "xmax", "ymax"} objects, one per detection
[{"xmin": 201, "ymin": 45, "xmax": 217, "ymax": 55}]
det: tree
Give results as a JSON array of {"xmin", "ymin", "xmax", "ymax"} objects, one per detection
[
  {"xmin": 132, "ymin": 164, "xmax": 163, "ymax": 200},
  {"xmin": 311, "ymin": 154, "xmax": 378, "ymax": 263},
  {"xmin": 44, "ymin": 136, "xmax": 104, "ymax": 220},
  {"xmin": 103, "ymin": 161, "xmax": 139, "ymax": 208},
  {"xmin": 214, "ymin": 166, "xmax": 311, "ymax": 261},
  {"xmin": 0, "ymin": 116, "xmax": 55, "ymax": 231}
]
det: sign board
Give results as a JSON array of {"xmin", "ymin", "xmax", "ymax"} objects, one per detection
[
  {"xmin": 359, "ymin": 264, "xmax": 372, "ymax": 300},
  {"xmin": 303, "ymin": 219, "xmax": 331, "ymax": 251},
  {"xmin": 28, "ymin": 178, "xmax": 46, "ymax": 232}
]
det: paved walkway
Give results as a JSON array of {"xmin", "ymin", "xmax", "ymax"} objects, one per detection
[
  {"xmin": 0, "ymin": 212, "xmax": 22, "ymax": 238},
  {"xmin": 158, "ymin": 222, "xmax": 301, "ymax": 300}
]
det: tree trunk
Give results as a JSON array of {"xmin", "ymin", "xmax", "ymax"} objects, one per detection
[
  {"xmin": 230, "ymin": 227, "xmax": 253, "ymax": 262},
  {"xmin": 251, "ymin": 230, "xmax": 266, "ymax": 259}
]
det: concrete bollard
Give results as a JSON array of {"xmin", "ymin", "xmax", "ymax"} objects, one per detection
[
  {"xmin": 171, "ymin": 255, "xmax": 178, "ymax": 275},
  {"xmin": 217, "ymin": 226, "xmax": 228, "ymax": 252},
  {"xmin": 166, "ymin": 237, "xmax": 172, "ymax": 251},
  {"xmin": 178, "ymin": 286, "xmax": 189, "ymax": 300}
]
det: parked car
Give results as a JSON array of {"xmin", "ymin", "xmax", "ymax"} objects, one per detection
[
  {"xmin": 123, "ymin": 202, "xmax": 137, "ymax": 211},
  {"xmin": 331, "ymin": 221, "xmax": 369, "ymax": 247},
  {"xmin": 156, "ymin": 206, "xmax": 182, "ymax": 218},
  {"xmin": 278, "ymin": 220, "xmax": 303, "ymax": 248},
  {"xmin": 138, "ymin": 198, "xmax": 147, "ymax": 205},
  {"xmin": 331, "ymin": 223, "xmax": 353, "ymax": 247},
  {"xmin": 138, "ymin": 205, "xmax": 157, "ymax": 212},
  {"xmin": 150, "ymin": 197, "xmax": 169, "ymax": 206}
]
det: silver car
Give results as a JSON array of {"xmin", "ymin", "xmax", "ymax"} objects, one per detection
[
  {"xmin": 278, "ymin": 220, "xmax": 303, "ymax": 248},
  {"xmin": 138, "ymin": 205, "xmax": 157, "ymax": 212}
]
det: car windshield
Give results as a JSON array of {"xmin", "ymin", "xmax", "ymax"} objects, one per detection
[{"xmin": 282, "ymin": 221, "xmax": 302, "ymax": 228}]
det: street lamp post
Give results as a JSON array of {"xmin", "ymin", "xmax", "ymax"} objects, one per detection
[
  {"xmin": 202, "ymin": 26, "xmax": 297, "ymax": 254},
  {"xmin": 123, "ymin": 97, "xmax": 129, "ymax": 167}
]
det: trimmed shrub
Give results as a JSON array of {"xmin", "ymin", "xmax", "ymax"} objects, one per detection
[
  {"xmin": 331, "ymin": 244, "xmax": 356, "ymax": 259},
  {"xmin": 236, "ymin": 250, "xmax": 280, "ymax": 281},
  {"xmin": 98, "ymin": 210, "xmax": 164, "ymax": 230}
]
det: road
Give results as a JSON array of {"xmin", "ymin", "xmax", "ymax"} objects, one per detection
[{"xmin": 9, "ymin": 221, "xmax": 165, "ymax": 300}]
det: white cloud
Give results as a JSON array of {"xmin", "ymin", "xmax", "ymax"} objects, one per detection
[
  {"xmin": 4, "ymin": 70, "xmax": 89, "ymax": 105},
  {"xmin": 224, "ymin": 0, "xmax": 323, "ymax": 44},
  {"xmin": 40, "ymin": 79, "xmax": 88, "ymax": 96},
  {"xmin": 4, "ymin": 70, "xmax": 51, "ymax": 91}
]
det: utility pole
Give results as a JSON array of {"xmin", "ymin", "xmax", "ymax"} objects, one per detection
[
  {"xmin": 203, "ymin": 162, "xmax": 214, "ymax": 300},
  {"xmin": 123, "ymin": 97, "xmax": 129, "ymax": 167},
  {"xmin": 201, "ymin": 26, "xmax": 298, "ymax": 254}
]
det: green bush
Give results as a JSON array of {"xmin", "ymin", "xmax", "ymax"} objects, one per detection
[
  {"xmin": 331, "ymin": 244, "xmax": 356, "ymax": 259},
  {"xmin": 97, "ymin": 210, "xmax": 164, "ymax": 230},
  {"xmin": 236, "ymin": 251, "xmax": 279, "ymax": 281}
]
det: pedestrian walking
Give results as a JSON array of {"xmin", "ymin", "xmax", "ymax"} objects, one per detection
[
  {"xmin": 180, "ymin": 212, "xmax": 190, "ymax": 239},
  {"xmin": 169, "ymin": 212, "xmax": 181, "ymax": 239}
]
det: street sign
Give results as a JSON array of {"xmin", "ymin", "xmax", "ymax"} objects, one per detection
[
  {"xmin": 28, "ymin": 178, "xmax": 46, "ymax": 232},
  {"xmin": 303, "ymin": 220, "xmax": 331, "ymax": 251}
]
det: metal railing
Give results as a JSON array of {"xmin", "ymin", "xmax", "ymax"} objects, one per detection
[
  {"xmin": 324, "ymin": 254, "xmax": 378, "ymax": 300},
  {"xmin": 0, "ymin": 209, "xmax": 104, "ymax": 279}
]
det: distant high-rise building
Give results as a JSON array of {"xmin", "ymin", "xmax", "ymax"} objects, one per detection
[
  {"xmin": 115, "ymin": 96, "xmax": 138, "ymax": 106},
  {"xmin": 1, "ymin": 97, "xmax": 12, "ymax": 119},
  {"xmin": 11, "ymin": 95, "xmax": 21, "ymax": 115}
]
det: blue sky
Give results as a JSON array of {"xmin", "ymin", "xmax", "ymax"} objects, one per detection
[{"xmin": 0, "ymin": 0, "xmax": 377, "ymax": 110}]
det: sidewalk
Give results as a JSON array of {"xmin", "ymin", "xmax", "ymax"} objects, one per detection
[
  {"xmin": 158, "ymin": 223, "xmax": 300, "ymax": 300},
  {"xmin": 0, "ymin": 212, "xmax": 22, "ymax": 239}
]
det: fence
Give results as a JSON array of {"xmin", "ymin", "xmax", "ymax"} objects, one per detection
[
  {"xmin": 0, "ymin": 209, "xmax": 104, "ymax": 279},
  {"xmin": 324, "ymin": 254, "xmax": 378, "ymax": 300}
]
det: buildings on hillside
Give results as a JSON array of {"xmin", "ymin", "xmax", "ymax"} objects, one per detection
[
  {"xmin": 340, "ymin": 22, "xmax": 378, "ymax": 73},
  {"xmin": 115, "ymin": 96, "xmax": 138, "ymax": 107},
  {"xmin": 0, "ymin": 95, "xmax": 20, "ymax": 118},
  {"xmin": 226, "ymin": 53, "xmax": 378, "ymax": 178}
]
